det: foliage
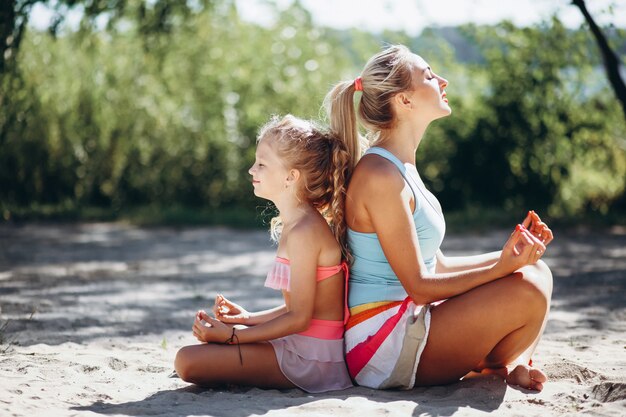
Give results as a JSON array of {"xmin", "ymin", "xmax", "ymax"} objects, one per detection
[
  {"xmin": 432, "ymin": 19, "xmax": 626, "ymax": 217},
  {"xmin": 1, "ymin": 3, "xmax": 625, "ymax": 224}
]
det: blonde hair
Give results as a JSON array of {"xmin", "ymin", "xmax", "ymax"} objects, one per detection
[
  {"xmin": 257, "ymin": 115, "xmax": 353, "ymax": 261},
  {"xmin": 324, "ymin": 44, "xmax": 417, "ymax": 158}
]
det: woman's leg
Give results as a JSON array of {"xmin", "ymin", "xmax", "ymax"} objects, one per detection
[
  {"xmin": 174, "ymin": 341, "xmax": 295, "ymax": 389},
  {"xmin": 415, "ymin": 261, "xmax": 553, "ymax": 390}
]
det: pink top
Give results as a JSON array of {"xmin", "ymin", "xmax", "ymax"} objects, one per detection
[{"xmin": 264, "ymin": 257, "xmax": 350, "ymax": 338}]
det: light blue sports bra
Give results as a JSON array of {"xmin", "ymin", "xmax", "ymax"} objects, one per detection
[{"xmin": 347, "ymin": 147, "xmax": 446, "ymax": 307}]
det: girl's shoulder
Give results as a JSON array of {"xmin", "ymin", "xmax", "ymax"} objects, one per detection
[
  {"xmin": 288, "ymin": 212, "xmax": 332, "ymax": 243},
  {"xmin": 285, "ymin": 212, "xmax": 341, "ymax": 264}
]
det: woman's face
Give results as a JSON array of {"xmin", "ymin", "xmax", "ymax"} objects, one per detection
[{"xmin": 406, "ymin": 54, "xmax": 451, "ymax": 121}]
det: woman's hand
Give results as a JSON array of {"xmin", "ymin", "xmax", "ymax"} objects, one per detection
[
  {"xmin": 192, "ymin": 310, "xmax": 232, "ymax": 343},
  {"xmin": 522, "ymin": 210, "xmax": 554, "ymax": 246},
  {"xmin": 212, "ymin": 294, "xmax": 250, "ymax": 324},
  {"xmin": 494, "ymin": 225, "xmax": 546, "ymax": 276}
]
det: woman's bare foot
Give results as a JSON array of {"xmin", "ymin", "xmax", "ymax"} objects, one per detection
[
  {"xmin": 463, "ymin": 366, "xmax": 508, "ymax": 381},
  {"xmin": 505, "ymin": 364, "xmax": 547, "ymax": 391}
]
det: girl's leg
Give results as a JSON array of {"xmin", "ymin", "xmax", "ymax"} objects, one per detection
[
  {"xmin": 174, "ymin": 342, "xmax": 295, "ymax": 389},
  {"xmin": 415, "ymin": 261, "xmax": 553, "ymax": 390}
]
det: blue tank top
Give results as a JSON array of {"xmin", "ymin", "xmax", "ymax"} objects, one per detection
[{"xmin": 347, "ymin": 147, "xmax": 446, "ymax": 307}]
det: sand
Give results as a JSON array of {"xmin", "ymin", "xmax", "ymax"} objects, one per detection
[{"xmin": 0, "ymin": 222, "xmax": 624, "ymax": 417}]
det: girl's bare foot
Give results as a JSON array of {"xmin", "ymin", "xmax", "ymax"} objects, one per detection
[{"xmin": 505, "ymin": 364, "xmax": 547, "ymax": 391}]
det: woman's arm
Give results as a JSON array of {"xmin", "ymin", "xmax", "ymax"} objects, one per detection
[
  {"xmin": 435, "ymin": 211, "xmax": 553, "ymax": 274},
  {"xmin": 435, "ymin": 250, "xmax": 501, "ymax": 273},
  {"xmin": 361, "ymin": 163, "xmax": 544, "ymax": 305}
]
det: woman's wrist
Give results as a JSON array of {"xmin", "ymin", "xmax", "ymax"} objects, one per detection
[{"xmin": 489, "ymin": 261, "xmax": 510, "ymax": 280}]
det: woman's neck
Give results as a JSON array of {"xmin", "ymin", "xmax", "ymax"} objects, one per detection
[{"xmin": 376, "ymin": 119, "xmax": 429, "ymax": 164}]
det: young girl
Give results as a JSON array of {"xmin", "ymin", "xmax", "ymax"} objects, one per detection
[{"xmin": 174, "ymin": 115, "xmax": 354, "ymax": 392}]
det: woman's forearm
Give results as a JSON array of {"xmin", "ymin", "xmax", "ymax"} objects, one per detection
[
  {"xmin": 436, "ymin": 250, "xmax": 501, "ymax": 273},
  {"xmin": 407, "ymin": 262, "xmax": 509, "ymax": 305}
]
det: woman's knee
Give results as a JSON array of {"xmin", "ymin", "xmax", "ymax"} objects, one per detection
[
  {"xmin": 509, "ymin": 262, "xmax": 553, "ymax": 314},
  {"xmin": 519, "ymin": 260, "xmax": 553, "ymax": 299}
]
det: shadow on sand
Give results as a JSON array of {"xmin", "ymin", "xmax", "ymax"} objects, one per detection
[{"xmin": 71, "ymin": 374, "xmax": 508, "ymax": 417}]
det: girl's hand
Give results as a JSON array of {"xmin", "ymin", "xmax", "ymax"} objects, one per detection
[
  {"xmin": 192, "ymin": 310, "xmax": 232, "ymax": 343},
  {"xmin": 212, "ymin": 294, "xmax": 250, "ymax": 324},
  {"xmin": 522, "ymin": 210, "xmax": 554, "ymax": 246},
  {"xmin": 495, "ymin": 225, "xmax": 546, "ymax": 276}
]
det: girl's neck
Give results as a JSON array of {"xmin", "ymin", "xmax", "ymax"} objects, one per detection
[{"xmin": 274, "ymin": 197, "xmax": 313, "ymax": 227}]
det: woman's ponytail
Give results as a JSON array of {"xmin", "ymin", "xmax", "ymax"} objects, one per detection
[{"xmin": 324, "ymin": 80, "xmax": 364, "ymax": 169}]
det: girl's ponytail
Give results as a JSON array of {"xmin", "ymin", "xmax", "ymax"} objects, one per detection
[{"xmin": 327, "ymin": 137, "xmax": 352, "ymax": 263}]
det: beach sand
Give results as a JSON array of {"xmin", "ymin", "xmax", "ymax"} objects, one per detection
[{"xmin": 0, "ymin": 223, "xmax": 624, "ymax": 416}]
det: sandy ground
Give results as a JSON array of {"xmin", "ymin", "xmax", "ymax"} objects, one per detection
[{"xmin": 0, "ymin": 222, "xmax": 624, "ymax": 417}]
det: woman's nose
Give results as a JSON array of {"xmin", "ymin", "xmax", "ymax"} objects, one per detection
[{"xmin": 439, "ymin": 76, "xmax": 448, "ymax": 90}]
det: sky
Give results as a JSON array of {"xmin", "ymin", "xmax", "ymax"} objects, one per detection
[
  {"xmin": 234, "ymin": 0, "xmax": 626, "ymax": 35},
  {"xmin": 30, "ymin": 0, "xmax": 626, "ymax": 35}
]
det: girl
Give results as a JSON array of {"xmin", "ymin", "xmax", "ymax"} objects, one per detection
[
  {"xmin": 174, "ymin": 115, "xmax": 353, "ymax": 392},
  {"xmin": 325, "ymin": 45, "xmax": 554, "ymax": 391}
]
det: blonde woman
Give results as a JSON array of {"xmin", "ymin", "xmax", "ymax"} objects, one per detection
[{"xmin": 326, "ymin": 45, "xmax": 554, "ymax": 391}]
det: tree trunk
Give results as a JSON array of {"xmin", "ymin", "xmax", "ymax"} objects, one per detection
[
  {"xmin": 0, "ymin": 1, "xmax": 37, "ymax": 74},
  {"xmin": 572, "ymin": 0, "xmax": 626, "ymax": 121},
  {"xmin": 0, "ymin": 1, "xmax": 17, "ymax": 74}
]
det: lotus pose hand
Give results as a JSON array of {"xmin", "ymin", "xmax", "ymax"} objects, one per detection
[
  {"xmin": 522, "ymin": 210, "xmax": 554, "ymax": 246},
  {"xmin": 192, "ymin": 310, "xmax": 232, "ymax": 343},
  {"xmin": 213, "ymin": 294, "xmax": 250, "ymax": 324}
]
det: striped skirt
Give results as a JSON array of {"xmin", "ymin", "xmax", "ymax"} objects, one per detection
[{"xmin": 344, "ymin": 297, "xmax": 431, "ymax": 389}]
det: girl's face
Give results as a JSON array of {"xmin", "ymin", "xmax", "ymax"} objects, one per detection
[
  {"xmin": 248, "ymin": 138, "xmax": 291, "ymax": 202},
  {"xmin": 406, "ymin": 54, "xmax": 451, "ymax": 121}
]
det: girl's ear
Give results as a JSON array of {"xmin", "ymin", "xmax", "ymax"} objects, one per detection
[{"xmin": 286, "ymin": 169, "xmax": 300, "ymax": 186}]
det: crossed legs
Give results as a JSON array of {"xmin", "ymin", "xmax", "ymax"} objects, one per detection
[
  {"xmin": 415, "ymin": 261, "xmax": 553, "ymax": 390},
  {"xmin": 174, "ymin": 342, "xmax": 295, "ymax": 389}
]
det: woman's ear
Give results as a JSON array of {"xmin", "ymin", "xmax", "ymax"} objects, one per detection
[{"xmin": 393, "ymin": 92, "xmax": 413, "ymax": 110}]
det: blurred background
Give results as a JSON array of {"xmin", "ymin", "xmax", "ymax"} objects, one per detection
[{"xmin": 1, "ymin": 0, "xmax": 625, "ymax": 229}]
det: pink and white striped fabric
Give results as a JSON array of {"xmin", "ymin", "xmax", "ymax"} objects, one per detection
[{"xmin": 344, "ymin": 297, "xmax": 431, "ymax": 389}]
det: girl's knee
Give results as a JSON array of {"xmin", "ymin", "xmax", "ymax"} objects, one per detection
[{"xmin": 174, "ymin": 346, "xmax": 195, "ymax": 382}]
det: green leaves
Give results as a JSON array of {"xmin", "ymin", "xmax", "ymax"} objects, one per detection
[{"xmin": 1, "ymin": 5, "xmax": 625, "ymax": 222}]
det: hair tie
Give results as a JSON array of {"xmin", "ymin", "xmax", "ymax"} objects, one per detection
[{"xmin": 354, "ymin": 76, "xmax": 363, "ymax": 92}]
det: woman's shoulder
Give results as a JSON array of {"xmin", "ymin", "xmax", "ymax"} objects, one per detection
[{"xmin": 349, "ymin": 154, "xmax": 407, "ymax": 196}]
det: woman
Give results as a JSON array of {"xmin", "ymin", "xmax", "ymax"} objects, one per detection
[{"xmin": 325, "ymin": 45, "xmax": 553, "ymax": 391}]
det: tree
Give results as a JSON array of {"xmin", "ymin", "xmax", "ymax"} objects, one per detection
[
  {"xmin": 0, "ymin": 1, "xmax": 218, "ymax": 74},
  {"xmin": 572, "ymin": 0, "xmax": 626, "ymax": 121}
]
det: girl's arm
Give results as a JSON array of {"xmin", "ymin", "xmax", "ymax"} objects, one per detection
[
  {"xmin": 245, "ymin": 305, "xmax": 288, "ymax": 325},
  {"xmin": 195, "ymin": 223, "xmax": 319, "ymax": 344},
  {"xmin": 213, "ymin": 294, "xmax": 288, "ymax": 325},
  {"xmin": 361, "ymin": 164, "xmax": 545, "ymax": 305}
]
